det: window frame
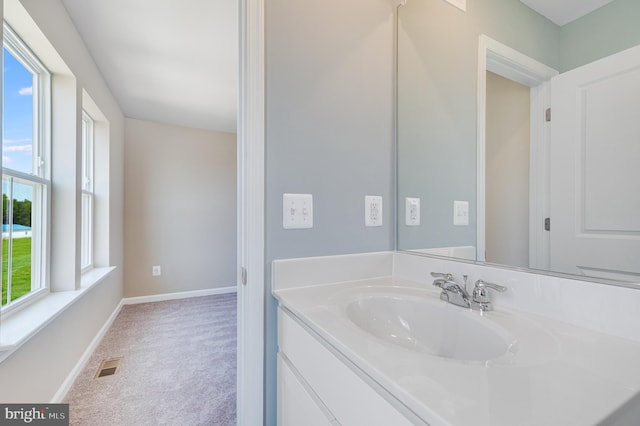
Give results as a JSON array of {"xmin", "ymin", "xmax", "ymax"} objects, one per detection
[
  {"xmin": 1, "ymin": 23, "xmax": 51, "ymax": 314},
  {"xmin": 80, "ymin": 111, "xmax": 94, "ymax": 271}
]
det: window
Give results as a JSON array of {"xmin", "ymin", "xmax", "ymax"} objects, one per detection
[
  {"xmin": 81, "ymin": 111, "xmax": 94, "ymax": 270},
  {"xmin": 1, "ymin": 24, "xmax": 50, "ymax": 310}
]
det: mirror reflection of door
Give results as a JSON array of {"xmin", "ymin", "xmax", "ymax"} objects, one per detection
[
  {"xmin": 550, "ymin": 44, "xmax": 640, "ymax": 281},
  {"xmin": 485, "ymin": 71, "xmax": 531, "ymax": 268}
]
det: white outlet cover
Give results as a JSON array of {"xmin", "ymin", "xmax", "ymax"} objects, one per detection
[
  {"xmin": 283, "ymin": 193, "xmax": 313, "ymax": 229},
  {"xmin": 405, "ymin": 197, "xmax": 420, "ymax": 226},
  {"xmin": 453, "ymin": 200, "xmax": 469, "ymax": 226},
  {"xmin": 365, "ymin": 195, "xmax": 383, "ymax": 227}
]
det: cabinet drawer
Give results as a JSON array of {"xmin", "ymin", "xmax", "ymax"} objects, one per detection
[{"xmin": 278, "ymin": 307, "xmax": 417, "ymax": 426}]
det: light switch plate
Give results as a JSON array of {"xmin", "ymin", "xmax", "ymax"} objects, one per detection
[
  {"xmin": 283, "ymin": 193, "xmax": 313, "ymax": 229},
  {"xmin": 405, "ymin": 197, "xmax": 420, "ymax": 226},
  {"xmin": 453, "ymin": 200, "xmax": 469, "ymax": 226},
  {"xmin": 365, "ymin": 196, "xmax": 383, "ymax": 227}
]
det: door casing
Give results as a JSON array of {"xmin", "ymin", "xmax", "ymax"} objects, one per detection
[{"xmin": 477, "ymin": 34, "xmax": 558, "ymax": 269}]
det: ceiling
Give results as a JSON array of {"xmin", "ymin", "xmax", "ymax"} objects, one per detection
[
  {"xmin": 59, "ymin": 0, "xmax": 615, "ymax": 133},
  {"xmin": 61, "ymin": 0, "xmax": 237, "ymax": 133},
  {"xmin": 520, "ymin": 0, "xmax": 616, "ymax": 26}
]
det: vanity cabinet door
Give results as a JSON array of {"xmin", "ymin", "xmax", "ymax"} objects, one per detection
[
  {"xmin": 278, "ymin": 308, "xmax": 420, "ymax": 426},
  {"xmin": 277, "ymin": 353, "xmax": 340, "ymax": 426}
]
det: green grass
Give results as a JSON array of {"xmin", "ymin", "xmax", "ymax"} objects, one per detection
[{"xmin": 1, "ymin": 237, "xmax": 32, "ymax": 306}]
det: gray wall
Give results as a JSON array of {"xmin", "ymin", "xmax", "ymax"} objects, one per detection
[
  {"xmin": 265, "ymin": 0, "xmax": 396, "ymax": 423},
  {"xmin": 124, "ymin": 118, "xmax": 236, "ymax": 298},
  {"xmin": 397, "ymin": 0, "xmax": 560, "ymax": 252},
  {"xmin": 560, "ymin": 0, "xmax": 640, "ymax": 72}
]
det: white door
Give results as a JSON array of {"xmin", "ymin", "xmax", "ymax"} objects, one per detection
[{"xmin": 550, "ymin": 44, "xmax": 640, "ymax": 281}]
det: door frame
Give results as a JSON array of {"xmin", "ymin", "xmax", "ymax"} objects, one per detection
[
  {"xmin": 476, "ymin": 34, "xmax": 557, "ymax": 269},
  {"xmin": 237, "ymin": 0, "xmax": 265, "ymax": 424}
]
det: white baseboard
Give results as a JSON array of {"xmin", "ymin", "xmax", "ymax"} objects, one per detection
[
  {"xmin": 122, "ymin": 286, "xmax": 237, "ymax": 305},
  {"xmin": 51, "ymin": 299, "xmax": 125, "ymax": 403}
]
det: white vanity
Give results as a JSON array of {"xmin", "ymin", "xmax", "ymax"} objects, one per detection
[{"xmin": 273, "ymin": 251, "xmax": 640, "ymax": 426}]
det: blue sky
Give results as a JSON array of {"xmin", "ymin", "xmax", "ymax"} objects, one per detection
[
  {"xmin": 3, "ymin": 48, "xmax": 34, "ymax": 174},
  {"xmin": 3, "ymin": 47, "xmax": 35, "ymax": 201}
]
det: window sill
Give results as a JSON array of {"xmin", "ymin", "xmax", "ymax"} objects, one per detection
[{"xmin": 0, "ymin": 266, "xmax": 116, "ymax": 362}]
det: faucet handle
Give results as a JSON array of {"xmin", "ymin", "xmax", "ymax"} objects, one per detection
[
  {"xmin": 474, "ymin": 279, "xmax": 506, "ymax": 293},
  {"xmin": 472, "ymin": 279, "xmax": 506, "ymax": 310},
  {"xmin": 430, "ymin": 272, "xmax": 453, "ymax": 281}
]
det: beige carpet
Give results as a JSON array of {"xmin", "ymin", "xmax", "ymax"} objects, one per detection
[{"xmin": 64, "ymin": 293, "xmax": 237, "ymax": 426}]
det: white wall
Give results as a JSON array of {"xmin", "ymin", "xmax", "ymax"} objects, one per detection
[
  {"xmin": 265, "ymin": 0, "xmax": 397, "ymax": 423},
  {"xmin": 0, "ymin": 0, "xmax": 125, "ymax": 402},
  {"xmin": 124, "ymin": 118, "xmax": 236, "ymax": 297}
]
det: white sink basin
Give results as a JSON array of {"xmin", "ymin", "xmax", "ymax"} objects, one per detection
[{"xmin": 346, "ymin": 295, "xmax": 515, "ymax": 361}]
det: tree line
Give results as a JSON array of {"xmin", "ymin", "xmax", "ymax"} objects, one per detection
[{"xmin": 2, "ymin": 194, "xmax": 32, "ymax": 227}]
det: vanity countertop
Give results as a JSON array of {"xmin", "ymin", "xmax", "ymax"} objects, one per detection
[{"xmin": 274, "ymin": 276, "xmax": 640, "ymax": 426}]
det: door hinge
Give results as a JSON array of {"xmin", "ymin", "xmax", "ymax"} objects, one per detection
[
  {"xmin": 544, "ymin": 218, "xmax": 551, "ymax": 231},
  {"xmin": 241, "ymin": 267, "xmax": 247, "ymax": 285},
  {"xmin": 545, "ymin": 108, "xmax": 551, "ymax": 122}
]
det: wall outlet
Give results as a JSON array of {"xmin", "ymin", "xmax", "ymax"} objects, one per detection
[
  {"xmin": 405, "ymin": 197, "xmax": 420, "ymax": 226},
  {"xmin": 453, "ymin": 200, "xmax": 469, "ymax": 226},
  {"xmin": 365, "ymin": 196, "xmax": 383, "ymax": 227},
  {"xmin": 152, "ymin": 265, "xmax": 162, "ymax": 276},
  {"xmin": 283, "ymin": 193, "xmax": 313, "ymax": 229}
]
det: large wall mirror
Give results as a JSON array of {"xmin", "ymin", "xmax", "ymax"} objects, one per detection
[{"xmin": 397, "ymin": 0, "xmax": 640, "ymax": 284}]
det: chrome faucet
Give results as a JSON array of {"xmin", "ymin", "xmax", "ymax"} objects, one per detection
[
  {"xmin": 430, "ymin": 272, "xmax": 470, "ymax": 308},
  {"xmin": 471, "ymin": 279, "xmax": 507, "ymax": 312},
  {"xmin": 431, "ymin": 273, "xmax": 507, "ymax": 312}
]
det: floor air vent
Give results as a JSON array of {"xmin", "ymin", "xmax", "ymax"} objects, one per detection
[{"xmin": 95, "ymin": 358, "xmax": 123, "ymax": 378}]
